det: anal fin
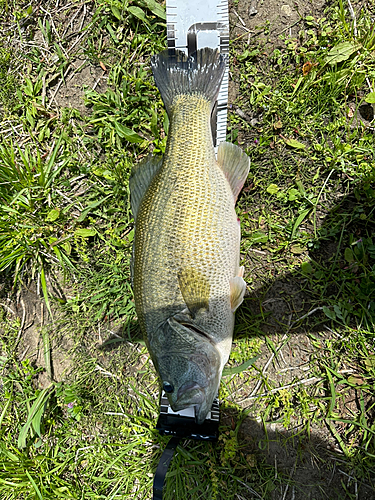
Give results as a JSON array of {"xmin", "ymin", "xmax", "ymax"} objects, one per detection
[{"xmin": 217, "ymin": 142, "xmax": 250, "ymax": 201}]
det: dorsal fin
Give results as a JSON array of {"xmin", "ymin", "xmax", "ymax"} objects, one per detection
[
  {"xmin": 217, "ymin": 142, "xmax": 250, "ymax": 201},
  {"xmin": 129, "ymin": 155, "xmax": 163, "ymax": 220}
]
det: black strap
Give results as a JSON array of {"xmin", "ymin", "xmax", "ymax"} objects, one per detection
[{"xmin": 153, "ymin": 437, "xmax": 181, "ymax": 500}]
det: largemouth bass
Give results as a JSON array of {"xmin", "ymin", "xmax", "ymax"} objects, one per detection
[{"xmin": 130, "ymin": 48, "xmax": 250, "ymax": 424}]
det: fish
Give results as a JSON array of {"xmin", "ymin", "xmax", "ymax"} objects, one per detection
[{"xmin": 129, "ymin": 48, "xmax": 250, "ymax": 424}]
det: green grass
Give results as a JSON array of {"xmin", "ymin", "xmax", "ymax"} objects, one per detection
[{"xmin": 0, "ymin": 0, "xmax": 375, "ymax": 498}]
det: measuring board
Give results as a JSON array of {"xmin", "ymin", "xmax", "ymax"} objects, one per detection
[
  {"xmin": 156, "ymin": 391, "xmax": 219, "ymax": 441},
  {"xmin": 152, "ymin": 4, "xmax": 230, "ymax": 497},
  {"xmin": 166, "ymin": 0, "xmax": 229, "ymax": 149}
]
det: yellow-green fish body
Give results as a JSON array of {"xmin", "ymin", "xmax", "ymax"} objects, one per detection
[{"xmin": 130, "ymin": 49, "xmax": 249, "ymax": 423}]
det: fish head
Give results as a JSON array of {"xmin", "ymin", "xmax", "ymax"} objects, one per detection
[{"xmin": 152, "ymin": 313, "xmax": 221, "ymax": 425}]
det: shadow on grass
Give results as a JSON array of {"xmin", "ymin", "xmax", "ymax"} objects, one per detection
[
  {"xmin": 226, "ymin": 184, "xmax": 375, "ymax": 499},
  {"xmin": 240, "ymin": 183, "xmax": 375, "ymax": 333}
]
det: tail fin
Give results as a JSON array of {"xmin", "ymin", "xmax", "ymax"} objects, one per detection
[{"xmin": 151, "ymin": 48, "xmax": 226, "ymax": 116}]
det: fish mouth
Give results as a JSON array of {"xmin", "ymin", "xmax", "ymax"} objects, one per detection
[
  {"xmin": 170, "ymin": 381, "xmax": 205, "ymax": 412},
  {"xmin": 171, "ymin": 382, "xmax": 210, "ymax": 424},
  {"xmin": 194, "ymin": 403, "xmax": 210, "ymax": 425}
]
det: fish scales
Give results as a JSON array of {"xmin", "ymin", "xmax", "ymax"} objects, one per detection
[
  {"xmin": 134, "ymin": 95, "xmax": 237, "ymax": 340},
  {"xmin": 130, "ymin": 48, "xmax": 250, "ymax": 423}
]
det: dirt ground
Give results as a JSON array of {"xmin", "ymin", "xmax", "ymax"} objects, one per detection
[{"xmin": 2, "ymin": 0, "xmax": 374, "ymax": 499}]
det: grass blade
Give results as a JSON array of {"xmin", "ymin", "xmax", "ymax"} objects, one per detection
[
  {"xmin": 42, "ymin": 327, "xmax": 52, "ymax": 381},
  {"xmin": 222, "ymin": 355, "xmax": 260, "ymax": 376},
  {"xmin": 290, "ymin": 208, "xmax": 311, "ymax": 241},
  {"xmin": 18, "ymin": 385, "xmax": 53, "ymax": 448},
  {"xmin": 40, "ymin": 266, "xmax": 52, "ymax": 318},
  {"xmin": 25, "ymin": 470, "xmax": 43, "ymax": 500}
]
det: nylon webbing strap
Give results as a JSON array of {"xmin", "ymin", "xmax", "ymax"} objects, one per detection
[
  {"xmin": 152, "ymin": 394, "xmax": 219, "ymax": 499},
  {"xmin": 152, "ymin": 436, "xmax": 181, "ymax": 500}
]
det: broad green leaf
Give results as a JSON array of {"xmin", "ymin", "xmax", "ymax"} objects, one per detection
[
  {"xmin": 344, "ymin": 247, "xmax": 354, "ymax": 263},
  {"xmin": 314, "ymin": 270, "xmax": 324, "ymax": 280},
  {"xmin": 323, "ymin": 306, "xmax": 336, "ymax": 321},
  {"xmin": 143, "ymin": 0, "xmax": 166, "ymax": 19},
  {"xmin": 365, "ymin": 92, "xmax": 375, "ymax": 104},
  {"xmin": 151, "ymin": 108, "xmax": 158, "ymax": 138},
  {"xmin": 32, "ymin": 395, "xmax": 47, "ymax": 437},
  {"xmin": 62, "ymin": 240, "xmax": 71, "ymax": 255},
  {"xmin": 222, "ymin": 355, "xmax": 260, "ymax": 376},
  {"xmin": 46, "ymin": 208, "xmax": 60, "ymax": 221},
  {"xmin": 347, "ymin": 375, "xmax": 365, "ymax": 386},
  {"xmin": 111, "ymin": 5, "xmax": 122, "ymax": 20},
  {"xmin": 283, "ymin": 137, "xmax": 306, "ymax": 149},
  {"xmin": 249, "ymin": 230, "xmax": 268, "ymax": 244},
  {"xmin": 301, "ymin": 261, "xmax": 313, "ymax": 274},
  {"xmin": 325, "ymin": 41, "xmax": 361, "ymax": 65},
  {"xmin": 105, "ymin": 23, "xmax": 119, "ymax": 43},
  {"xmin": 267, "ymin": 183, "xmax": 279, "ymax": 194},
  {"xmin": 18, "ymin": 386, "xmax": 53, "ymax": 448},
  {"xmin": 333, "ymin": 304, "xmax": 344, "ymax": 320},
  {"xmin": 74, "ymin": 228, "xmax": 96, "ymax": 238},
  {"xmin": 91, "ymin": 166, "xmax": 116, "ymax": 180},
  {"xmin": 237, "ymin": 49, "xmax": 259, "ymax": 61},
  {"xmin": 163, "ymin": 111, "xmax": 169, "ymax": 135},
  {"xmin": 24, "ymin": 78, "xmax": 34, "ymax": 97},
  {"xmin": 114, "ymin": 122, "xmax": 143, "ymax": 143},
  {"xmin": 291, "ymin": 208, "xmax": 311, "ymax": 240},
  {"xmin": 288, "ymin": 188, "xmax": 300, "ymax": 201},
  {"xmin": 364, "ymin": 355, "xmax": 375, "ymax": 369},
  {"xmin": 128, "ymin": 6, "xmax": 147, "ymax": 22},
  {"xmin": 26, "ymin": 107, "xmax": 35, "ymax": 128},
  {"xmin": 290, "ymin": 244, "xmax": 305, "ymax": 254}
]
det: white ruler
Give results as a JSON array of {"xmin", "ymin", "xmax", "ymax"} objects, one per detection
[{"xmin": 165, "ymin": 0, "xmax": 229, "ymax": 149}]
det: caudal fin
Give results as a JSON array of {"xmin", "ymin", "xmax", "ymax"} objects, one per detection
[{"xmin": 151, "ymin": 48, "xmax": 226, "ymax": 116}]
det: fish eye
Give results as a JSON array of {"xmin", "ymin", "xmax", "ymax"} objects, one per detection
[{"xmin": 163, "ymin": 382, "xmax": 174, "ymax": 393}]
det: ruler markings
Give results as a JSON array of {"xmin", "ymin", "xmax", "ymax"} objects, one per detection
[{"xmin": 165, "ymin": 0, "xmax": 229, "ymax": 148}]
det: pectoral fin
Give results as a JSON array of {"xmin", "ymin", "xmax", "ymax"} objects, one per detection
[
  {"xmin": 129, "ymin": 155, "xmax": 163, "ymax": 220},
  {"xmin": 217, "ymin": 142, "xmax": 250, "ymax": 201},
  {"xmin": 178, "ymin": 268, "xmax": 210, "ymax": 318},
  {"xmin": 229, "ymin": 275, "xmax": 246, "ymax": 312}
]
